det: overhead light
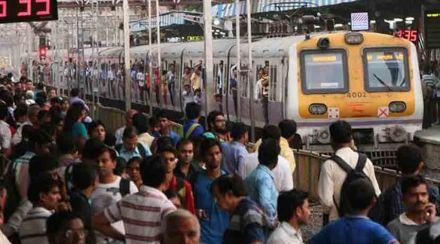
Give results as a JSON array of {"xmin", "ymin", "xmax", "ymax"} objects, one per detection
[
  {"xmin": 314, "ymin": 25, "xmax": 321, "ymax": 29},
  {"xmin": 405, "ymin": 17, "xmax": 415, "ymax": 21},
  {"xmin": 405, "ymin": 20, "xmax": 413, "ymax": 25},
  {"xmin": 334, "ymin": 23, "xmax": 343, "ymax": 28},
  {"xmin": 370, "ymin": 20, "xmax": 376, "ymax": 24},
  {"xmin": 394, "ymin": 18, "xmax": 403, "ymax": 22},
  {"xmin": 213, "ymin": 18, "xmax": 221, "ymax": 26}
]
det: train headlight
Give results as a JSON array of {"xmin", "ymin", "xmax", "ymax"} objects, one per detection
[
  {"xmin": 389, "ymin": 101, "xmax": 406, "ymax": 113},
  {"xmin": 317, "ymin": 38, "xmax": 330, "ymax": 49},
  {"xmin": 309, "ymin": 103, "xmax": 327, "ymax": 115},
  {"xmin": 345, "ymin": 33, "xmax": 364, "ymax": 45}
]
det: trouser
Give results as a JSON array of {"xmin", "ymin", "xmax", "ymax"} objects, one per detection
[
  {"xmin": 262, "ymin": 96, "xmax": 269, "ymax": 124},
  {"xmin": 168, "ymin": 82, "xmax": 175, "ymax": 106}
]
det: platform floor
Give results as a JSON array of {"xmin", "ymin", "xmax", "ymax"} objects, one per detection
[{"xmin": 414, "ymin": 125, "xmax": 440, "ymax": 145}]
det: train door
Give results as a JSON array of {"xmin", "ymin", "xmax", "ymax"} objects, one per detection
[
  {"xmin": 162, "ymin": 59, "xmax": 180, "ymax": 110},
  {"xmin": 213, "ymin": 59, "xmax": 226, "ymax": 113}
]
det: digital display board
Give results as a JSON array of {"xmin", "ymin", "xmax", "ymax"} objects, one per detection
[
  {"xmin": 424, "ymin": 8, "xmax": 440, "ymax": 49},
  {"xmin": 397, "ymin": 30, "xmax": 418, "ymax": 43},
  {"xmin": 0, "ymin": 0, "xmax": 58, "ymax": 24}
]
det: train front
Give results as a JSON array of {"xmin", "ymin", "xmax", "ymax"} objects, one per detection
[{"xmin": 291, "ymin": 32, "xmax": 423, "ymax": 156}]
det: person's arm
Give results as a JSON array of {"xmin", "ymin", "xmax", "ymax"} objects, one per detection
[
  {"xmin": 366, "ymin": 160, "xmax": 381, "ymax": 196},
  {"xmin": 1, "ymin": 127, "xmax": 11, "ymax": 157},
  {"xmin": 235, "ymin": 148, "xmax": 247, "ymax": 176},
  {"xmin": 1, "ymin": 200, "xmax": 32, "ymax": 236},
  {"xmin": 257, "ymin": 178, "xmax": 277, "ymax": 219},
  {"xmin": 92, "ymin": 212, "xmax": 125, "ymax": 241},
  {"xmin": 280, "ymin": 159, "xmax": 294, "ymax": 191},
  {"xmin": 317, "ymin": 161, "xmax": 334, "ymax": 210}
]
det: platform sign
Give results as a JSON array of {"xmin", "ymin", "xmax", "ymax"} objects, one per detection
[
  {"xmin": 424, "ymin": 7, "xmax": 440, "ymax": 49},
  {"xmin": 0, "ymin": 0, "xmax": 58, "ymax": 24},
  {"xmin": 351, "ymin": 12, "xmax": 369, "ymax": 31}
]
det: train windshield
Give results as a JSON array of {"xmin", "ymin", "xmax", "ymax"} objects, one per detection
[
  {"xmin": 364, "ymin": 48, "xmax": 410, "ymax": 92},
  {"xmin": 301, "ymin": 50, "xmax": 348, "ymax": 93}
]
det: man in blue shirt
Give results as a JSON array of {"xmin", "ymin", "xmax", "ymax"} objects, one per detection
[
  {"xmin": 224, "ymin": 122, "xmax": 248, "ymax": 175},
  {"xmin": 192, "ymin": 139, "xmax": 229, "ymax": 244},
  {"xmin": 157, "ymin": 110, "xmax": 180, "ymax": 145},
  {"xmin": 311, "ymin": 177, "xmax": 398, "ymax": 244},
  {"xmin": 115, "ymin": 126, "xmax": 151, "ymax": 162},
  {"xmin": 245, "ymin": 138, "xmax": 279, "ymax": 225},
  {"xmin": 183, "ymin": 102, "xmax": 204, "ymax": 140}
]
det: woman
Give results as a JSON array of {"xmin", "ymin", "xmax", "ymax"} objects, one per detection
[{"xmin": 63, "ymin": 102, "xmax": 88, "ymax": 146}]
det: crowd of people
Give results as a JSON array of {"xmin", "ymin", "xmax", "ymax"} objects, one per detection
[{"xmin": 0, "ymin": 73, "xmax": 439, "ymax": 244}]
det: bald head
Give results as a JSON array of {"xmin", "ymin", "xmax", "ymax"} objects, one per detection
[
  {"xmin": 163, "ymin": 209, "xmax": 200, "ymax": 244},
  {"xmin": 126, "ymin": 109, "xmax": 138, "ymax": 126}
]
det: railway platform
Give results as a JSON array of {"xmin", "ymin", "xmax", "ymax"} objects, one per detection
[{"xmin": 414, "ymin": 126, "xmax": 440, "ymax": 179}]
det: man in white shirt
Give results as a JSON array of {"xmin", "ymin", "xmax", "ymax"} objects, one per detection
[
  {"xmin": 318, "ymin": 120, "xmax": 380, "ymax": 222},
  {"xmin": 0, "ymin": 102, "xmax": 11, "ymax": 157},
  {"xmin": 114, "ymin": 109, "xmax": 138, "ymax": 145},
  {"xmin": 267, "ymin": 189, "xmax": 311, "ymax": 244}
]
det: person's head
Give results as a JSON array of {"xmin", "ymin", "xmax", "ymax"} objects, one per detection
[
  {"xmin": 96, "ymin": 147, "xmax": 118, "ymax": 179},
  {"xmin": 329, "ymin": 120, "xmax": 353, "ymax": 150},
  {"xmin": 48, "ymin": 89, "xmax": 57, "ymax": 99},
  {"xmin": 28, "ymin": 173, "xmax": 61, "ymax": 210},
  {"xmin": 122, "ymin": 126, "xmax": 139, "ymax": 151},
  {"xmin": 261, "ymin": 125, "xmax": 281, "ymax": 141},
  {"xmin": 163, "ymin": 209, "xmax": 200, "ymax": 244},
  {"xmin": 25, "ymin": 80, "xmax": 33, "ymax": 91},
  {"xmin": 159, "ymin": 146, "xmax": 178, "ymax": 172},
  {"xmin": 278, "ymin": 120, "xmax": 297, "ymax": 141},
  {"xmin": 185, "ymin": 102, "xmax": 202, "ymax": 120},
  {"xmin": 47, "ymin": 211, "xmax": 87, "ymax": 244},
  {"xmin": 177, "ymin": 139, "xmax": 194, "ymax": 165},
  {"xmin": 401, "ymin": 175, "xmax": 430, "ymax": 213},
  {"xmin": 258, "ymin": 138, "xmax": 280, "ymax": 170},
  {"xmin": 157, "ymin": 110, "xmax": 172, "ymax": 132},
  {"xmin": 29, "ymin": 153, "xmax": 59, "ymax": 180},
  {"xmin": 127, "ymin": 157, "xmax": 142, "ymax": 184},
  {"xmin": 72, "ymin": 163, "xmax": 97, "ymax": 192},
  {"xmin": 141, "ymin": 155, "xmax": 171, "ymax": 190},
  {"xmin": 277, "ymin": 189, "xmax": 310, "ymax": 226},
  {"xmin": 0, "ymin": 102, "xmax": 8, "ymax": 121},
  {"xmin": 70, "ymin": 88, "xmax": 80, "ymax": 97},
  {"xmin": 397, "ymin": 145, "xmax": 424, "ymax": 175},
  {"xmin": 63, "ymin": 103, "xmax": 87, "ymax": 132},
  {"xmin": 132, "ymin": 113, "xmax": 149, "ymax": 134},
  {"xmin": 29, "ymin": 129, "xmax": 53, "ymax": 154},
  {"xmin": 81, "ymin": 138, "xmax": 106, "ymax": 164},
  {"xmin": 149, "ymin": 116, "xmax": 161, "ymax": 134},
  {"xmin": 88, "ymin": 120, "xmax": 106, "ymax": 142},
  {"xmin": 28, "ymin": 104, "xmax": 41, "ymax": 125},
  {"xmin": 61, "ymin": 98, "xmax": 70, "ymax": 112},
  {"xmin": 56, "ymin": 133, "xmax": 78, "ymax": 156},
  {"xmin": 207, "ymin": 111, "xmax": 226, "ymax": 132},
  {"xmin": 342, "ymin": 177, "xmax": 377, "ymax": 215},
  {"xmin": 125, "ymin": 109, "xmax": 138, "ymax": 126},
  {"xmin": 14, "ymin": 103, "xmax": 28, "ymax": 123},
  {"xmin": 211, "ymin": 174, "xmax": 247, "ymax": 214},
  {"xmin": 200, "ymin": 139, "xmax": 222, "ymax": 170},
  {"xmin": 231, "ymin": 122, "xmax": 248, "ymax": 143}
]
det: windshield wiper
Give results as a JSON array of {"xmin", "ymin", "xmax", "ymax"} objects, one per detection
[{"xmin": 373, "ymin": 74, "xmax": 394, "ymax": 91}]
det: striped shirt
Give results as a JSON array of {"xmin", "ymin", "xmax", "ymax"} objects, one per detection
[
  {"xmin": 104, "ymin": 185, "xmax": 176, "ymax": 244},
  {"xmin": 18, "ymin": 207, "xmax": 52, "ymax": 244}
]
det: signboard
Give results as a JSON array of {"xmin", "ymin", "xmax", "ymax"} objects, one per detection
[
  {"xmin": 424, "ymin": 7, "xmax": 440, "ymax": 49},
  {"xmin": 0, "ymin": 0, "xmax": 58, "ymax": 24},
  {"xmin": 351, "ymin": 12, "xmax": 369, "ymax": 31}
]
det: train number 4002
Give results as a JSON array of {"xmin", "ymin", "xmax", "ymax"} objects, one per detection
[{"xmin": 346, "ymin": 92, "xmax": 367, "ymax": 98}]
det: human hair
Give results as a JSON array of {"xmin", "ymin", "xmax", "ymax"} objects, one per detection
[
  {"xmin": 199, "ymin": 138, "xmax": 222, "ymax": 157},
  {"xmin": 0, "ymin": 101, "xmax": 8, "ymax": 120},
  {"xmin": 48, "ymin": 106, "xmax": 63, "ymax": 123},
  {"xmin": 329, "ymin": 120, "xmax": 352, "ymax": 144},
  {"xmin": 132, "ymin": 113, "xmax": 149, "ymax": 134},
  {"xmin": 14, "ymin": 103, "xmax": 28, "ymax": 120},
  {"xmin": 29, "ymin": 153, "xmax": 59, "ymax": 179},
  {"xmin": 127, "ymin": 156, "xmax": 142, "ymax": 167},
  {"xmin": 207, "ymin": 111, "xmax": 224, "ymax": 130},
  {"xmin": 28, "ymin": 103, "xmax": 41, "ymax": 117},
  {"xmin": 72, "ymin": 163, "xmax": 97, "ymax": 190},
  {"xmin": 177, "ymin": 138, "xmax": 193, "ymax": 151},
  {"xmin": 141, "ymin": 156, "xmax": 168, "ymax": 188},
  {"xmin": 258, "ymin": 138, "xmax": 280, "ymax": 166},
  {"xmin": 211, "ymin": 174, "xmax": 247, "ymax": 197},
  {"xmin": 163, "ymin": 209, "xmax": 199, "ymax": 235},
  {"xmin": 277, "ymin": 189, "xmax": 309, "ymax": 222},
  {"xmin": 231, "ymin": 122, "xmax": 248, "ymax": 141},
  {"xmin": 87, "ymin": 120, "xmax": 106, "ymax": 136},
  {"xmin": 156, "ymin": 109, "xmax": 170, "ymax": 120},
  {"xmin": 97, "ymin": 146, "xmax": 118, "ymax": 161},
  {"xmin": 401, "ymin": 175, "xmax": 428, "ymax": 196},
  {"xmin": 278, "ymin": 120, "xmax": 297, "ymax": 139},
  {"xmin": 122, "ymin": 126, "xmax": 138, "ymax": 140},
  {"xmin": 156, "ymin": 136, "xmax": 175, "ymax": 151},
  {"xmin": 397, "ymin": 145, "xmax": 423, "ymax": 174},
  {"xmin": 46, "ymin": 211, "xmax": 83, "ymax": 243},
  {"xmin": 28, "ymin": 173, "xmax": 60, "ymax": 205},
  {"xmin": 82, "ymin": 138, "xmax": 107, "ymax": 160},
  {"xmin": 158, "ymin": 145, "xmax": 177, "ymax": 157},
  {"xmin": 28, "ymin": 128, "xmax": 52, "ymax": 150},
  {"xmin": 344, "ymin": 178, "xmax": 376, "ymax": 214},
  {"xmin": 63, "ymin": 103, "xmax": 85, "ymax": 133},
  {"xmin": 185, "ymin": 102, "xmax": 201, "ymax": 120},
  {"xmin": 149, "ymin": 116, "xmax": 159, "ymax": 127},
  {"xmin": 70, "ymin": 88, "xmax": 80, "ymax": 97},
  {"xmin": 262, "ymin": 125, "xmax": 281, "ymax": 140}
]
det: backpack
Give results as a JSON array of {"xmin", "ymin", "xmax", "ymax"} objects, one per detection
[
  {"xmin": 184, "ymin": 123, "xmax": 202, "ymax": 140},
  {"xmin": 119, "ymin": 177, "xmax": 131, "ymax": 197},
  {"xmin": 115, "ymin": 143, "xmax": 148, "ymax": 159},
  {"xmin": 331, "ymin": 153, "xmax": 368, "ymax": 217}
]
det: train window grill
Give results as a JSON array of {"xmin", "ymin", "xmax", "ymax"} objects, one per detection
[
  {"xmin": 240, "ymin": 63, "xmax": 250, "ymax": 98},
  {"xmin": 269, "ymin": 65, "xmax": 278, "ymax": 101},
  {"xmin": 174, "ymin": 62, "xmax": 181, "ymax": 91}
]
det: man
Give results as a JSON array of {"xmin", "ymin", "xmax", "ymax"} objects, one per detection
[
  {"xmin": 267, "ymin": 190, "xmax": 310, "ymax": 244},
  {"xmin": 207, "ymin": 111, "xmax": 226, "ymax": 136},
  {"xmin": 183, "ymin": 102, "xmax": 204, "ymax": 140},
  {"xmin": 12, "ymin": 104, "xmax": 40, "ymax": 145},
  {"xmin": 91, "ymin": 146, "xmax": 138, "ymax": 244},
  {"xmin": 191, "ymin": 67, "xmax": 202, "ymax": 92},
  {"xmin": 93, "ymin": 156, "xmax": 176, "ymax": 244},
  {"xmin": 318, "ymin": 120, "xmax": 380, "ymax": 222},
  {"xmin": 241, "ymin": 125, "xmax": 293, "ymax": 192},
  {"xmin": 192, "ymin": 139, "xmax": 229, "ymax": 244},
  {"xmin": 163, "ymin": 209, "xmax": 200, "ymax": 244},
  {"xmin": 245, "ymin": 138, "xmax": 280, "ymax": 224},
  {"xmin": 371, "ymin": 145, "xmax": 440, "ymax": 225},
  {"xmin": 224, "ymin": 122, "xmax": 249, "ymax": 175},
  {"xmin": 387, "ymin": 175, "xmax": 437, "ymax": 244},
  {"xmin": 19, "ymin": 173, "xmax": 62, "ymax": 244},
  {"xmin": 157, "ymin": 110, "xmax": 180, "ymax": 145},
  {"xmin": 174, "ymin": 139, "xmax": 200, "ymax": 182},
  {"xmin": 0, "ymin": 102, "xmax": 11, "ymax": 157},
  {"xmin": 69, "ymin": 88, "xmax": 89, "ymax": 112},
  {"xmin": 278, "ymin": 119, "xmax": 298, "ymax": 172},
  {"xmin": 132, "ymin": 113, "xmax": 155, "ymax": 148},
  {"xmin": 212, "ymin": 174, "xmax": 267, "ymax": 244},
  {"xmin": 114, "ymin": 109, "xmax": 138, "ymax": 145},
  {"xmin": 47, "ymin": 211, "xmax": 87, "ymax": 244},
  {"xmin": 311, "ymin": 178, "xmax": 398, "ymax": 244},
  {"xmin": 115, "ymin": 126, "xmax": 151, "ymax": 162}
]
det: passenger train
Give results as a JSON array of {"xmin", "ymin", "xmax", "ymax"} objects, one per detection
[{"xmin": 25, "ymin": 31, "xmax": 424, "ymax": 153}]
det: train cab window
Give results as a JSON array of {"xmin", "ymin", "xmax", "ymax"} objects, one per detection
[
  {"xmin": 363, "ymin": 48, "xmax": 410, "ymax": 92},
  {"xmin": 300, "ymin": 50, "xmax": 348, "ymax": 94}
]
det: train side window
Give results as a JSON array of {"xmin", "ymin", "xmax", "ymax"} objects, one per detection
[
  {"xmin": 240, "ymin": 63, "xmax": 249, "ymax": 98},
  {"xmin": 363, "ymin": 48, "xmax": 410, "ymax": 92}
]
